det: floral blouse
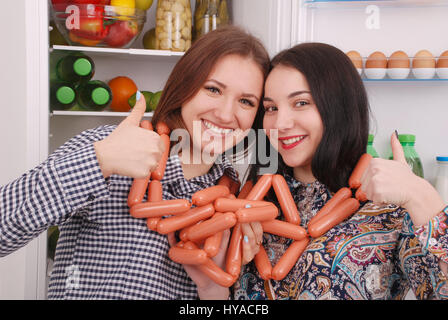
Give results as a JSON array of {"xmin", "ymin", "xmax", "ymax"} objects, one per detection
[{"xmin": 232, "ymin": 174, "xmax": 448, "ymax": 300}]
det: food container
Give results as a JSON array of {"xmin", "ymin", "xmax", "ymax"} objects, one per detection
[
  {"xmin": 51, "ymin": 3, "xmax": 146, "ymax": 48},
  {"xmin": 364, "ymin": 68, "xmax": 387, "ymax": 79},
  {"xmin": 412, "ymin": 68, "xmax": 436, "ymax": 79},
  {"xmin": 155, "ymin": 0, "xmax": 192, "ymax": 52},
  {"xmin": 387, "ymin": 68, "xmax": 410, "ymax": 79},
  {"xmin": 193, "ymin": 0, "xmax": 230, "ymax": 40}
]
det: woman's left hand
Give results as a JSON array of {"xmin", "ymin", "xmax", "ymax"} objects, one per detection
[{"xmin": 359, "ymin": 132, "xmax": 446, "ymax": 226}]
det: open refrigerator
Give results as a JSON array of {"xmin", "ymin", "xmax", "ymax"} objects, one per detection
[{"xmin": 0, "ymin": 0, "xmax": 447, "ymax": 299}]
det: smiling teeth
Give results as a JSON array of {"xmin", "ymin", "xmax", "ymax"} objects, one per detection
[
  {"xmin": 281, "ymin": 136, "xmax": 305, "ymax": 145},
  {"xmin": 203, "ymin": 120, "xmax": 234, "ymax": 134}
]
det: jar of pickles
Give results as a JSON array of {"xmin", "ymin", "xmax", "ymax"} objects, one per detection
[
  {"xmin": 155, "ymin": 0, "xmax": 192, "ymax": 52},
  {"xmin": 193, "ymin": 0, "xmax": 230, "ymax": 41}
]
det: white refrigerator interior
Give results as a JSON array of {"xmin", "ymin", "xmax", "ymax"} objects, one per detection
[{"xmin": 0, "ymin": 0, "xmax": 446, "ymax": 299}]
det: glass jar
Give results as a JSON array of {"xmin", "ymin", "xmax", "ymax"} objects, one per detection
[
  {"xmin": 193, "ymin": 0, "xmax": 230, "ymax": 41},
  {"xmin": 155, "ymin": 0, "xmax": 192, "ymax": 52}
]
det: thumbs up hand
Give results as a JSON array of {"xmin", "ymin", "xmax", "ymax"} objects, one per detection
[
  {"xmin": 94, "ymin": 91, "xmax": 164, "ymax": 179},
  {"xmin": 359, "ymin": 132, "xmax": 445, "ymax": 226}
]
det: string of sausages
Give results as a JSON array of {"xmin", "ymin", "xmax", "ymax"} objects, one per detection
[{"xmin": 127, "ymin": 121, "xmax": 373, "ymax": 287}]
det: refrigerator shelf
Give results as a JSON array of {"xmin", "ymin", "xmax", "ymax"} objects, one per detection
[
  {"xmin": 303, "ymin": 0, "xmax": 448, "ymax": 8},
  {"xmin": 51, "ymin": 110, "xmax": 154, "ymax": 117},
  {"xmin": 51, "ymin": 45, "xmax": 184, "ymax": 62},
  {"xmin": 363, "ymin": 78, "xmax": 448, "ymax": 81}
]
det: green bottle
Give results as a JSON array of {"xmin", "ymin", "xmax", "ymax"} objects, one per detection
[
  {"xmin": 76, "ymin": 80, "xmax": 112, "ymax": 111},
  {"xmin": 50, "ymin": 81, "xmax": 76, "ymax": 111},
  {"xmin": 55, "ymin": 52, "xmax": 95, "ymax": 85},
  {"xmin": 388, "ymin": 134, "xmax": 424, "ymax": 178},
  {"xmin": 367, "ymin": 134, "xmax": 380, "ymax": 158}
]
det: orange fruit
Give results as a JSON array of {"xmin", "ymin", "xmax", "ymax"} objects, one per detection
[{"xmin": 108, "ymin": 76, "xmax": 138, "ymax": 112}]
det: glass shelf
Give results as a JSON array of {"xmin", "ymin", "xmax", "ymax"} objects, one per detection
[
  {"xmin": 51, "ymin": 110, "xmax": 154, "ymax": 117},
  {"xmin": 51, "ymin": 45, "xmax": 184, "ymax": 62},
  {"xmin": 303, "ymin": 0, "xmax": 448, "ymax": 8},
  {"xmin": 363, "ymin": 78, "xmax": 448, "ymax": 81}
]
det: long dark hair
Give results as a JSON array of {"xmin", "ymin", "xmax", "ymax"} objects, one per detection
[{"xmin": 247, "ymin": 42, "xmax": 370, "ymax": 193}]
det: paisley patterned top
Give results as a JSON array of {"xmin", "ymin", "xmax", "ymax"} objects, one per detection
[{"xmin": 232, "ymin": 174, "xmax": 448, "ymax": 300}]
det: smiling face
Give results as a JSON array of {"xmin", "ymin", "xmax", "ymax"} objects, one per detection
[
  {"xmin": 263, "ymin": 64, "xmax": 324, "ymax": 182},
  {"xmin": 181, "ymin": 54, "xmax": 264, "ymax": 160}
]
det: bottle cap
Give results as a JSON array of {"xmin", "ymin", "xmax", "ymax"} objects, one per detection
[
  {"xmin": 56, "ymin": 86, "xmax": 75, "ymax": 104},
  {"xmin": 398, "ymin": 134, "xmax": 415, "ymax": 144},
  {"xmin": 436, "ymin": 156, "xmax": 448, "ymax": 162},
  {"xmin": 73, "ymin": 58, "xmax": 92, "ymax": 76},
  {"xmin": 92, "ymin": 87, "xmax": 110, "ymax": 105},
  {"xmin": 368, "ymin": 134, "xmax": 374, "ymax": 143}
]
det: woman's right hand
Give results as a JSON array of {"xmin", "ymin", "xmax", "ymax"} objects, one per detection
[
  {"xmin": 94, "ymin": 93, "xmax": 164, "ymax": 179},
  {"xmin": 167, "ymin": 231, "xmax": 231, "ymax": 300}
]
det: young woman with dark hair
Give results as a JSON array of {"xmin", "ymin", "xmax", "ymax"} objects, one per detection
[
  {"xmin": 0, "ymin": 26, "xmax": 270, "ymax": 300},
  {"xmin": 199, "ymin": 42, "xmax": 447, "ymax": 300},
  {"xmin": 233, "ymin": 42, "xmax": 448, "ymax": 300}
]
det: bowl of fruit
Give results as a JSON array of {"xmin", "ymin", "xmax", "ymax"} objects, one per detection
[{"xmin": 51, "ymin": 1, "xmax": 147, "ymax": 48}]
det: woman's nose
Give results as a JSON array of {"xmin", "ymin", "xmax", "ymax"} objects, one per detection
[
  {"xmin": 274, "ymin": 106, "xmax": 294, "ymax": 130},
  {"xmin": 214, "ymin": 97, "xmax": 235, "ymax": 124}
]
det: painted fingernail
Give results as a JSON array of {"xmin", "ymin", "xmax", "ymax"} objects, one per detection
[
  {"xmin": 244, "ymin": 235, "xmax": 249, "ymax": 243},
  {"xmin": 395, "ymin": 130, "xmax": 399, "ymax": 139},
  {"xmin": 136, "ymin": 90, "xmax": 142, "ymax": 101}
]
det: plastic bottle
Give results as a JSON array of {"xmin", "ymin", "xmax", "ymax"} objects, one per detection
[
  {"xmin": 76, "ymin": 80, "xmax": 112, "ymax": 111},
  {"xmin": 52, "ymin": 52, "xmax": 95, "ymax": 85},
  {"xmin": 388, "ymin": 134, "xmax": 424, "ymax": 178},
  {"xmin": 435, "ymin": 156, "xmax": 448, "ymax": 204},
  {"xmin": 367, "ymin": 134, "xmax": 380, "ymax": 158},
  {"xmin": 50, "ymin": 81, "xmax": 77, "ymax": 111}
]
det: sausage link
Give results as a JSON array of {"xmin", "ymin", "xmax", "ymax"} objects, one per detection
[
  {"xmin": 168, "ymin": 246, "xmax": 208, "ymax": 265},
  {"xmin": 146, "ymin": 180, "xmax": 164, "ymax": 231},
  {"xmin": 235, "ymin": 204, "xmax": 278, "ymax": 223},
  {"xmin": 156, "ymin": 203, "xmax": 215, "ymax": 234},
  {"xmin": 237, "ymin": 180, "xmax": 253, "ymax": 199},
  {"xmin": 203, "ymin": 231, "xmax": 223, "ymax": 257},
  {"xmin": 192, "ymin": 185, "xmax": 230, "ymax": 207},
  {"xmin": 187, "ymin": 212, "xmax": 237, "ymax": 242},
  {"xmin": 308, "ymin": 198, "xmax": 360, "ymax": 238},
  {"xmin": 214, "ymin": 198, "xmax": 271, "ymax": 213},
  {"xmin": 271, "ymin": 238, "xmax": 309, "ymax": 281},
  {"xmin": 199, "ymin": 258, "xmax": 236, "ymax": 288},
  {"xmin": 348, "ymin": 153, "xmax": 373, "ymax": 189},
  {"xmin": 130, "ymin": 199, "xmax": 191, "ymax": 218},
  {"xmin": 272, "ymin": 174, "xmax": 301, "ymax": 225},
  {"xmin": 261, "ymin": 219, "xmax": 307, "ymax": 240},
  {"xmin": 226, "ymin": 224, "xmax": 242, "ymax": 277},
  {"xmin": 355, "ymin": 188, "xmax": 368, "ymax": 202},
  {"xmin": 308, "ymin": 187, "xmax": 352, "ymax": 226},
  {"xmin": 155, "ymin": 121, "xmax": 170, "ymax": 135},
  {"xmin": 245, "ymin": 175, "xmax": 273, "ymax": 201},
  {"xmin": 151, "ymin": 134, "xmax": 170, "ymax": 180},
  {"xmin": 127, "ymin": 176, "xmax": 151, "ymax": 207},
  {"xmin": 254, "ymin": 245, "xmax": 272, "ymax": 280}
]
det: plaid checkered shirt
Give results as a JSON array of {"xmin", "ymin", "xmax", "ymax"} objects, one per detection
[{"xmin": 0, "ymin": 125, "xmax": 239, "ymax": 299}]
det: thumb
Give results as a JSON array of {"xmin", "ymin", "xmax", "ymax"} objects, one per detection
[
  {"xmin": 122, "ymin": 91, "xmax": 146, "ymax": 126},
  {"xmin": 391, "ymin": 131, "xmax": 406, "ymax": 164}
]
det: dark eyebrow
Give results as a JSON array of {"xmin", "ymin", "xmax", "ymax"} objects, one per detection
[
  {"xmin": 207, "ymin": 79, "xmax": 260, "ymax": 102},
  {"xmin": 288, "ymin": 90, "xmax": 311, "ymax": 99},
  {"xmin": 263, "ymin": 90, "xmax": 311, "ymax": 102}
]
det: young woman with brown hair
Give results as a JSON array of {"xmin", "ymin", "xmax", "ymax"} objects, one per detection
[{"xmin": 0, "ymin": 26, "xmax": 270, "ymax": 300}]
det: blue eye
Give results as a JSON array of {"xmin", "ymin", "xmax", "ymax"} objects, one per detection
[
  {"xmin": 205, "ymin": 86, "xmax": 220, "ymax": 94},
  {"xmin": 240, "ymin": 98, "xmax": 255, "ymax": 107}
]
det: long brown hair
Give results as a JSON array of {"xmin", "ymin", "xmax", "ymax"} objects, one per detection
[{"xmin": 151, "ymin": 26, "xmax": 270, "ymax": 133}]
